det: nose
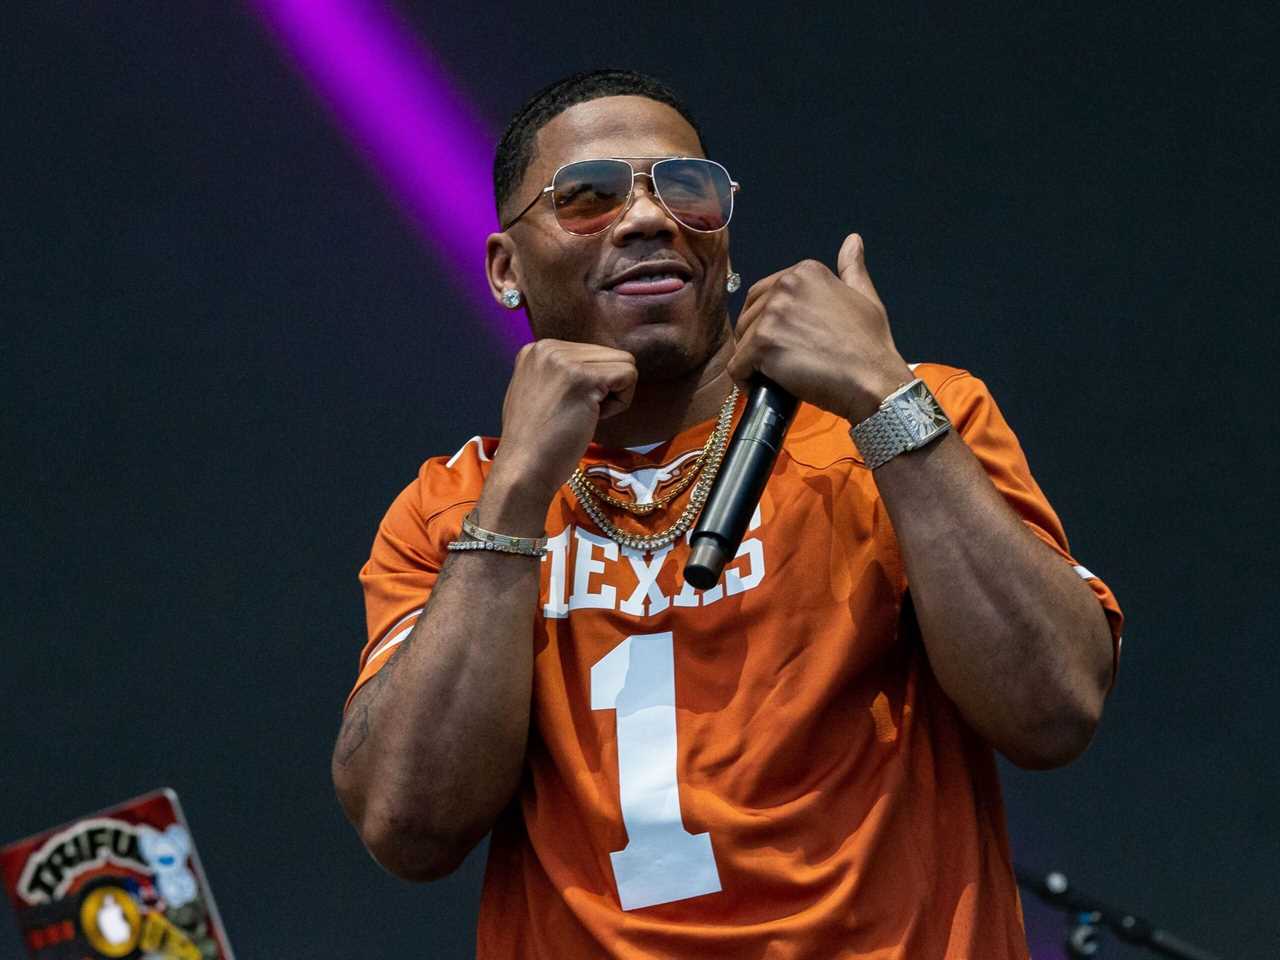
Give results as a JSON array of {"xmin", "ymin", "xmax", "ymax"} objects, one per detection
[{"xmin": 611, "ymin": 173, "xmax": 678, "ymax": 243}]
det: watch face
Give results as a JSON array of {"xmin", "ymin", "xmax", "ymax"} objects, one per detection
[{"xmin": 896, "ymin": 382, "xmax": 949, "ymax": 442}]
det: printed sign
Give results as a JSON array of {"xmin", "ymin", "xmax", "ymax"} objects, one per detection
[{"xmin": 2, "ymin": 789, "xmax": 234, "ymax": 959}]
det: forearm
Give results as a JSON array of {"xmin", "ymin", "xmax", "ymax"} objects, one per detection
[
  {"xmin": 875, "ymin": 431, "xmax": 1114, "ymax": 768},
  {"xmin": 332, "ymin": 476, "xmax": 548, "ymax": 879}
]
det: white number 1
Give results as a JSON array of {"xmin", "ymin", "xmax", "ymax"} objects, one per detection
[{"xmin": 590, "ymin": 631, "xmax": 722, "ymax": 911}]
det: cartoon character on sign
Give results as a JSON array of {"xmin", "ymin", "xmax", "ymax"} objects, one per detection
[
  {"xmin": 138, "ymin": 825, "xmax": 197, "ymax": 908},
  {"xmin": 79, "ymin": 885, "xmax": 142, "ymax": 957},
  {"xmin": 96, "ymin": 893, "xmax": 132, "ymax": 945}
]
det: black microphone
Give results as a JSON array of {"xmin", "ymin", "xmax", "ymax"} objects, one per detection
[{"xmin": 684, "ymin": 378, "xmax": 798, "ymax": 589}]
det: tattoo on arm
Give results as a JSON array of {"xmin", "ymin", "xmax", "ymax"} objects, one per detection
[
  {"xmin": 335, "ymin": 666, "xmax": 388, "ymax": 767},
  {"xmin": 334, "ymin": 709, "xmax": 369, "ymax": 767},
  {"xmin": 334, "ymin": 554, "xmax": 461, "ymax": 767}
]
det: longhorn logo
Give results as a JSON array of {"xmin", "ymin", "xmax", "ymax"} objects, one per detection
[{"xmin": 584, "ymin": 450, "xmax": 703, "ymax": 506}]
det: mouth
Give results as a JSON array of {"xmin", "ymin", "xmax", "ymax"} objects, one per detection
[{"xmin": 604, "ymin": 260, "xmax": 694, "ymax": 297}]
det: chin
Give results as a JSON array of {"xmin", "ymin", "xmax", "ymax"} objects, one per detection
[
  {"xmin": 628, "ymin": 321, "xmax": 728, "ymax": 383},
  {"xmin": 528, "ymin": 295, "xmax": 729, "ymax": 381},
  {"xmin": 631, "ymin": 340, "xmax": 701, "ymax": 381}
]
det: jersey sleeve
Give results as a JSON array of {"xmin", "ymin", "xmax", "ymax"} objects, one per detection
[
  {"xmin": 923, "ymin": 367, "xmax": 1125, "ymax": 674},
  {"xmin": 346, "ymin": 438, "xmax": 492, "ymax": 712}
]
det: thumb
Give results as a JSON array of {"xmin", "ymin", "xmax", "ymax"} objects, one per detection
[{"xmin": 837, "ymin": 233, "xmax": 883, "ymax": 307}]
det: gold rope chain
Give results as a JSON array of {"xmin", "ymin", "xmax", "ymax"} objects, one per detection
[{"xmin": 566, "ymin": 387, "xmax": 739, "ymax": 553}]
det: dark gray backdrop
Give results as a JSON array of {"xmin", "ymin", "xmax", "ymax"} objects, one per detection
[{"xmin": 4, "ymin": 2, "xmax": 1276, "ymax": 957}]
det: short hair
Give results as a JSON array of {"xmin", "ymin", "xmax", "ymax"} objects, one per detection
[{"xmin": 493, "ymin": 69, "xmax": 706, "ymax": 217}]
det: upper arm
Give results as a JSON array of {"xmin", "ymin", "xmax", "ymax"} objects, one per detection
[
  {"xmin": 926, "ymin": 366, "xmax": 1125, "ymax": 674},
  {"xmin": 348, "ymin": 446, "xmax": 490, "ymax": 712}
]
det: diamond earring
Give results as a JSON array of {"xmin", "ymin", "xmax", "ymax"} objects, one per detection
[
  {"xmin": 501, "ymin": 289, "xmax": 523, "ymax": 309},
  {"xmin": 726, "ymin": 272, "xmax": 741, "ymax": 294}
]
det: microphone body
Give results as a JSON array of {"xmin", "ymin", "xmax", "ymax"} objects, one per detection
[{"xmin": 684, "ymin": 378, "xmax": 798, "ymax": 589}]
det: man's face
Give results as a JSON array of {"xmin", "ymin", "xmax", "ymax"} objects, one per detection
[{"xmin": 501, "ymin": 96, "xmax": 732, "ymax": 381}]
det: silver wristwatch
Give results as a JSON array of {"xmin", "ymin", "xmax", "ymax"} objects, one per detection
[{"xmin": 849, "ymin": 378, "xmax": 951, "ymax": 470}]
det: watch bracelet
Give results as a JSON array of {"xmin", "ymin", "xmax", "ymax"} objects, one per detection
[
  {"xmin": 850, "ymin": 409, "xmax": 916, "ymax": 470},
  {"xmin": 849, "ymin": 378, "xmax": 950, "ymax": 470}
]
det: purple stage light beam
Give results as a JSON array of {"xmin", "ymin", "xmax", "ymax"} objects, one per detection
[{"xmin": 252, "ymin": 0, "xmax": 528, "ymax": 354}]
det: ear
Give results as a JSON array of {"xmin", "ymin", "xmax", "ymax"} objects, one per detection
[
  {"xmin": 486, "ymin": 232, "xmax": 520, "ymax": 308},
  {"xmin": 137, "ymin": 826, "xmax": 159, "ymax": 861},
  {"xmin": 165, "ymin": 825, "xmax": 191, "ymax": 855}
]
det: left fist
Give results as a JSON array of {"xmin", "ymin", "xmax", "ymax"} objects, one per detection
[{"xmin": 728, "ymin": 233, "xmax": 914, "ymax": 424}]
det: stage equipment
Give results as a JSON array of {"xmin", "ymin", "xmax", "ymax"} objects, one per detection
[{"xmin": 1016, "ymin": 864, "xmax": 1223, "ymax": 960}]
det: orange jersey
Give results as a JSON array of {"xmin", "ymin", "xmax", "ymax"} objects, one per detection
[{"xmin": 351, "ymin": 363, "xmax": 1123, "ymax": 959}]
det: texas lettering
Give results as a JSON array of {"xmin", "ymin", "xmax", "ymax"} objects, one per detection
[{"xmin": 541, "ymin": 505, "xmax": 764, "ymax": 619}]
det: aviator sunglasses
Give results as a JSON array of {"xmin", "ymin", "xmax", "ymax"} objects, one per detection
[{"xmin": 502, "ymin": 157, "xmax": 740, "ymax": 236}]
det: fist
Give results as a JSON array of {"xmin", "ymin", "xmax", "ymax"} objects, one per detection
[
  {"xmin": 493, "ymin": 339, "xmax": 639, "ymax": 504},
  {"xmin": 728, "ymin": 234, "xmax": 913, "ymax": 423}
]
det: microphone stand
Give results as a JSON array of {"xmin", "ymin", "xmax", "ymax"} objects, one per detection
[{"xmin": 1015, "ymin": 865, "xmax": 1223, "ymax": 960}]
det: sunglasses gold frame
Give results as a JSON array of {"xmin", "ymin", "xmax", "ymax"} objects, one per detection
[{"xmin": 501, "ymin": 156, "xmax": 741, "ymax": 235}]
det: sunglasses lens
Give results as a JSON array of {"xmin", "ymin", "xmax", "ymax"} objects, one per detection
[
  {"xmin": 654, "ymin": 159, "xmax": 733, "ymax": 232},
  {"xmin": 551, "ymin": 160, "xmax": 633, "ymax": 235}
]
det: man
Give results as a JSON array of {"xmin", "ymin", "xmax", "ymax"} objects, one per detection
[{"xmin": 333, "ymin": 69, "xmax": 1123, "ymax": 958}]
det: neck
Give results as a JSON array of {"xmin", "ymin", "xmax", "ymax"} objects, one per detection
[{"xmin": 592, "ymin": 336, "xmax": 736, "ymax": 449}]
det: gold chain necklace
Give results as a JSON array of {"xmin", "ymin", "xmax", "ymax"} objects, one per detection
[{"xmin": 566, "ymin": 387, "xmax": 739, "ymax": 552}]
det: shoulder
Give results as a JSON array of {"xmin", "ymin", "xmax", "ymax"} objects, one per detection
[
  {"xmin": 911, "ymin": 361, "xmax": 976, "ymax": 396},
  {"xmin": 432, "ymin": 435, "xmax": 499, "ymax": 492},
  {"xmin": 783, "ymin": 362, "xmax": 987, "ymax": 469},
  {"xmin": 383, "ymin": 435, "xmax": 498, "ymax": 533},
  {"xmin": 910, "ymin": 363, "xmax": 1022, "ymax": 437}
]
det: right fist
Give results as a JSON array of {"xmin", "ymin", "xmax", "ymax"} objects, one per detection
[{"xmin": 490, "ymin": 340, "xmax": 638, "ymax": 508}]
